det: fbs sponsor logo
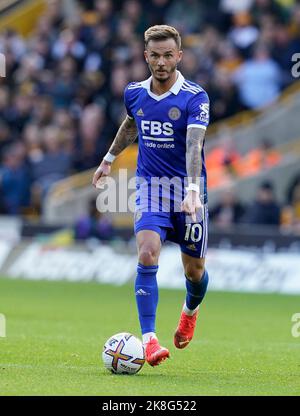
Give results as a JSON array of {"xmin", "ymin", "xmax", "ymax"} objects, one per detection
[
  {"xmin": 135, "ymin": 289, "xmax": 150, "ymax": 296},
  {"xmin": 141, "ymin": 120, "xmax": 174, "ymax": 136},
  {"xmin": 136, "ymin": 108, "xmax": 144, "ymax": 116}
]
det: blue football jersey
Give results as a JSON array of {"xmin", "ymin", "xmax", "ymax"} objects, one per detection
[{"xmin": 124, "ymin": 71, "xmax": 209, "ymax": 210}]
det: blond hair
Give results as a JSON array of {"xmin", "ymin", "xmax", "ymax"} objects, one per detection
[{"xmin": 144, "ymin": 25, "xmax": 181, "ymax": 49}]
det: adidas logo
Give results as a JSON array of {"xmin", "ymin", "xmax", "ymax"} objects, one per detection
[
  {"xmin": 135, "ymin": 289, "xmax": 150, "ymax": 296},
  {"xmin": 136, "ymin": 108, "xmax": 144, "ymax": 116},
  {"xmin": 186, "ymin": 244, "xmax": 197, "ymax": 251}
]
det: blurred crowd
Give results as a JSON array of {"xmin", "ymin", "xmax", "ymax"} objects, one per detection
[
  {"xmin": 0, "ymin": 0, "xmax": 299, "ymax": 231},
  {"xmin": 206, "ymin": 135, "xmax": 282, "ymax": 189},
  {"xmin": 210, "ymin": 176, "xmax": 300, "ymax": 234}
]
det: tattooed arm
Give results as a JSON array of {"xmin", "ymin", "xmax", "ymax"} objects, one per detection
[
  {"xmin": 107, "ymin": 116, "xmax": 138, "ymax": 156},
  {"xmin": 181, "ymin": 127, "xmax": 206, "ymax": 221},
  {"xmin": 92, "ymin": 116, "xmax": 137, "ymax": 187},
  {"xmin": 185, "ymin": 127, "xmax": 206, "ymax": 184}
]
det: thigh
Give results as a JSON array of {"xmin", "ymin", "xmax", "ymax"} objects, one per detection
[
  {"xmin": 134, "ymin": 210, "xmax": 172, "ymax": 243},
  {"xmin": 136, "ymin": 230, "xmax": 162, "ymax": 252},
  {"xmin": 171, "ymin": 204, "xmax": 209, "ymax": 259}
]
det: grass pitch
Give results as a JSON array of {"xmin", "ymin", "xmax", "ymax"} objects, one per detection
[{"xmin": 0, "ymin": 277, "xmax": 299, "ymax": 396}]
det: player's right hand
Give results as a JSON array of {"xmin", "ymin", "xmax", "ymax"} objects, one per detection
[{"xmin": 92, "ymin": 160, "xmax": 111, "ymax": 189}]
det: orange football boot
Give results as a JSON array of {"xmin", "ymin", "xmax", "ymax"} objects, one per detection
[
  {"xmin": 174, "ymin": 309, "xmax": 199, "ymax": 349},
  {"xmin": 145, "ymin": 337, "xmax": 170, "ymax": 366}
]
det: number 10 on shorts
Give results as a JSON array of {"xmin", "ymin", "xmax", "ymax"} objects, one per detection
[{"xmin": 184, "ymin": 223, "xmax": 202, "ymax": 242}]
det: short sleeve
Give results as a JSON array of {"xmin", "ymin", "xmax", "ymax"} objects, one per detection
[
  {"xmin": 187, "ymin": 90, "xmax": 210, "ymax": 130},
  {"xmin": 124, "ymin": 84, "xmax": 134, "ymax": 119}
]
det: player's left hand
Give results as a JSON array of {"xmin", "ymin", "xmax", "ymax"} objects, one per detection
[{"xmin": 181, "ymin": 191, "xmax": 203, "ymax": 222}]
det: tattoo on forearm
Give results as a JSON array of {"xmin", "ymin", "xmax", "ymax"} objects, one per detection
[
  {"xmin": 186, "ymin": 127, "xmax": 206, "ymax": 184},
  {"xmin": 109, "ymin": 116, "xmax": 138, "ymax": 156}
]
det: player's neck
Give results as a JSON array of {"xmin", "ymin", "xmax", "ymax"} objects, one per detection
[{"xmin": 151, "ymin": 71, "xmax": 178, "ymax": 95}]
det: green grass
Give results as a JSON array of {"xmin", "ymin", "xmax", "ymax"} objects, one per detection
[{"xmin": 0, "ymin": 277, "xmax": 300, "ymax": 396}]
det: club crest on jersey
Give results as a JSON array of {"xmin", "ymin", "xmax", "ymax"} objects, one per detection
[
  {"xmin": 196, "ymin": 103, "xmax": 209, "ymax": 123},
  {"xmin": 168, "ymin": 107, "xmax": 181, "ymax": 121}
]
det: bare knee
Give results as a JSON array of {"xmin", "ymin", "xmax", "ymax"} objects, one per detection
[
  {"xmin": 138, "ymin": 246, "xmax": 159, "ymax": 266},
  {"xmin": 185, "ymin": 262, "xmax": 205, "ymax": 283},
  {"xmin": 137, "ymin": 230, "xmax": 161, "ymax": 266}
]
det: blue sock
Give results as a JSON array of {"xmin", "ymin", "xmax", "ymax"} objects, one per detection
[
  {"xmin": 185, "ymin": 270, "xmax": 209, "ymax": 311},
  {"xmin": 135, "ymin": 263, "xmax": 159, "ymax": 335}
]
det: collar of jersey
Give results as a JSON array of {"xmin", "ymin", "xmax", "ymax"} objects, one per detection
[{"xmin": 140, "ymin": 70, "xmax": 185, "ymax": 101}]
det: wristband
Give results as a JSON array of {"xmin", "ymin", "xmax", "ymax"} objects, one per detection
[
  {"xmin": 185, "ymin": 183, "xmax": 200, "ymax": 193},
  {"xmin": 103, "ymin": 152, "xmax": 116, "ymax": 163}
]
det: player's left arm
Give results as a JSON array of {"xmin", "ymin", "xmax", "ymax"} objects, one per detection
[
  {"xmin": 181, "ymin": 90, "xmax": 209, "ymax": 222},
  {"xmin": 181, "ymin": 127, "xmax": 206, "ymax": 222}
]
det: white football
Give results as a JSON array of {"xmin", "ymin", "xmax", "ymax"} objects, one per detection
[{"xmin": 102, "ymin": 332, "xmax": 145, "ymax": 375}]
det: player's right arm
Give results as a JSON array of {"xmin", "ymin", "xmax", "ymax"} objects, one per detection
[{"xmin": 92, "ymin": 115, "xmax": 137, "ymax": 187}]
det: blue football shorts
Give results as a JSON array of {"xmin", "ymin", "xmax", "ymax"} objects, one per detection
[{"xmin": 134, "ymin": 204, "xmax": 209, "ymax": 258}]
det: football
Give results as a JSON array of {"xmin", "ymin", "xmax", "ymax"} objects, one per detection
[{"xmin": 102, "ymin": 332, "xmax": 145, "ymax": 375}]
